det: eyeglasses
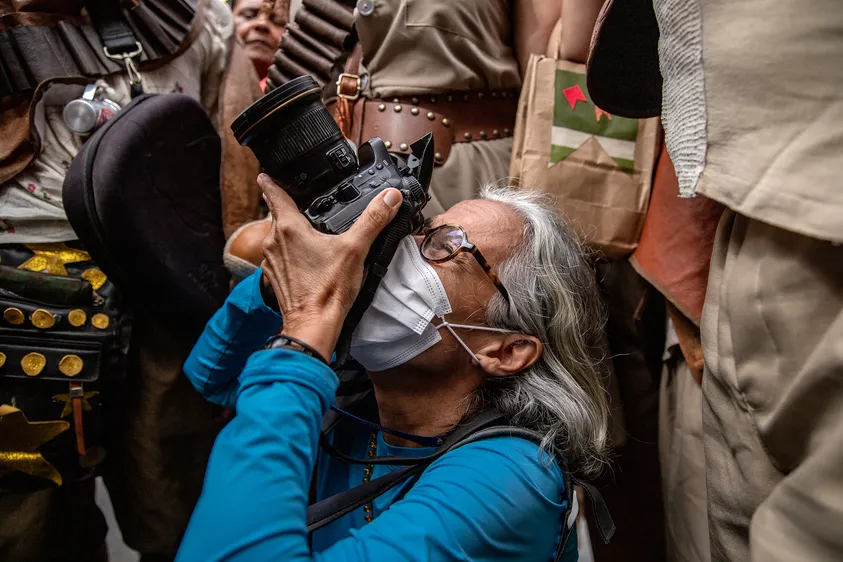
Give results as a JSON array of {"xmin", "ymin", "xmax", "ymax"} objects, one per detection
[{"xmin": 419, "ymin": 224, "xmax": 511, "ymax": 305}]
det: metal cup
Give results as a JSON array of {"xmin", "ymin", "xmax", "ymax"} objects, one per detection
[{"xmin": 63, "ymin": 84, "xmax": 122, "ymax": 134}]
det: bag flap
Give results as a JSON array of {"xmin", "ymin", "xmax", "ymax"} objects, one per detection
[{"xmin": 62, "ymin": 93, "xmax": 229, "ymax": 325}]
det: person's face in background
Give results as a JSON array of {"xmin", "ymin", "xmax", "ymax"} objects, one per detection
[{"xmin": 234, "ymin": 0, "xmax": 289, "ymax": 79}]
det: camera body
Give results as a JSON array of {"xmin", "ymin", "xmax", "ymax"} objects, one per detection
[
  {"xmin": 304, "ymin": 136, "xmax": 431, "ymax": 235},
  {"xmin": 231, "ymin": 75, "xmax": 434, "ymax": 236}
]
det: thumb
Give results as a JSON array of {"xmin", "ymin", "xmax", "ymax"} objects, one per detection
[{"xmin": 345, "ymin": 188, "xmax": 403, "ymax": 253}]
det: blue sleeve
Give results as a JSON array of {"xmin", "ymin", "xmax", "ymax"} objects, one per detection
[
  {"xmin": 176, "ymin": 348, "xmax": 339, "ymax": 562},
  {"xmin": 318, "ymin": 438, "xmax": 570, "ymax": 562},
  {"xmin": 182, "ymin": 269, "xmax": 283, "ymax": 408},
  {"xmin": 177, "ymin": 336, "xmax": 570, "ymax": 562}
]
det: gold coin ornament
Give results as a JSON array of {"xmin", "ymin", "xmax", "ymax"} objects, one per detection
[
  {"xmin": 80, "ymin": 268, "xmax": 107, "ymax": 291},
  {"xmin": 21, "ymin": 353, "xmax": 46, "ymax": 376},
  {"xmin": 91, "ymin": 314, "xmax": 110, "ymax": 330},
  {"xmin": 58, "ymin": 355, "xmax": 84, "ymax": 377},
  {"xmin": 31, "ymin": 309, "xmax": 56, "ymax": 329},
  {"xmin": 0, "ymin": 353, "xmax": 5, "ymax": 368},
  {"xmin": 4, "ymin": 307, "xmax": 24, "ymax": 325},
  {"xmin": 68, "ymin": 309, "xmax": 87, "ymax": 327}
]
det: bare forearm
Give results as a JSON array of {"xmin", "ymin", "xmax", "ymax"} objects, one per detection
[
  {"xmin": 558, "ymin": 0, "xmax": 606, "ymax": 64},
  {"xmin": 513, "ymin": 0, "xmax": 562, "ymax": 75}
]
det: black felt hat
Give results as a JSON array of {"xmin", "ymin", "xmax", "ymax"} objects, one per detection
[{"xmin": 586, "ymin": 0, "xmax": 663, "ymax": 118}]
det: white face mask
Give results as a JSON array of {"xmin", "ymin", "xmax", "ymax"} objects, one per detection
[{"xmin": 350, "ymin": 236, "xmax": 512, "ymax": 372}]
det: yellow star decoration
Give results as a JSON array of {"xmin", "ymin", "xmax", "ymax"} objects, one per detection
[
  {"xmin": 53, "ymin": 391, "xmax": 100, "ymax": 419},
  {"xmin": 18, "ymin": 243, "xmax": 91, "ymax": 276},
  {"xmin": 0, "ymin": 406, "xmax": 69, "ymax": 486}
]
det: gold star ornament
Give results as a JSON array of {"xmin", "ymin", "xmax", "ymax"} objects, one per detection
[
  {"xmin": 53, "ymin": 390, "xmax": 100, "ymax": 419},
  {"xmin": 0, "ymin": 406, "xmax": 69, "ymax": 486},
  {"xmin": 18, "ymin": 243, "xmax": 91, "ymax": 276}
]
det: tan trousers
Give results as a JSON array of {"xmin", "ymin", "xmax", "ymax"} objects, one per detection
[
  {"xmin": 701, "ymin": 210, "xmax": 843, "ymax": 561},
  {"xmin": 659, "ymin": 355, "xmax": 710, "ymax": 562}
]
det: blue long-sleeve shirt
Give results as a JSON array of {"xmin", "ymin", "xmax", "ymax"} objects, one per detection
[{"xmin": 176, "ymin": 270, "xmax": 576, "ymax": 561}]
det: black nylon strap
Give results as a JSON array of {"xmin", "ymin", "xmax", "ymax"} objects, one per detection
[
  {"xmin": 572, "ymin": 478, "xmax": 616, "ymax": 544},
  {"xmin": 331, "ymin": 199, "xmax": 416, "ymax": 368},
  {"xmin": 86, "ymin": 0, "xmax": 139, "ymax": 56},
  {"xmin": 306, "ymin": 463, "xmax": 424, "ymax": 532},
  {"xmin": 318, "ymin": 408, "xmax": 506, "ymax": 466}
]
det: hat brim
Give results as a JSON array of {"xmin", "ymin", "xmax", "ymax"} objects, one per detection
[{"xmin": 586, "ymin": 0, "xmax": 663, "ymax": 118}]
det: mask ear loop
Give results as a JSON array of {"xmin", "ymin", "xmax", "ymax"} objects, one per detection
[{"xmin": 432, "ymin": 318, "xmax": 513, "ymax": 366}]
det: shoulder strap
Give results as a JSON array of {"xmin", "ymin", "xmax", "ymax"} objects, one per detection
[{"xmin": 309, "ymin": 419, "xmax": 615, "ymax": 559}]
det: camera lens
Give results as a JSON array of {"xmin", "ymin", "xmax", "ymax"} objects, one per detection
[{"xmin": 231, "ymin": 76, "xmax": 357, "ymax": 208}]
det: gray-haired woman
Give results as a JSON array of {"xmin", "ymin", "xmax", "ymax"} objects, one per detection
[{"xmin": 177, "ymin": 180, "xmax": 609, "ymax": 561}]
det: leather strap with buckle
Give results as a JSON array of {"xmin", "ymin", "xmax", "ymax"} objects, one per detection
[{"xmin": 347, "ymin": 90, "xmax": 519, "ymax": 166}]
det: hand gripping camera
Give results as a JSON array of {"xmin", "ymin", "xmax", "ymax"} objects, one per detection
[{"xmin": 231, "ymin": 76, "xmax": 435, "ymax": 365}]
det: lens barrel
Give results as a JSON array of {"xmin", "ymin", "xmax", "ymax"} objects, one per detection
[{"xmin": 231, "ymin": 76, "xmax": 355, "ymax": 208}]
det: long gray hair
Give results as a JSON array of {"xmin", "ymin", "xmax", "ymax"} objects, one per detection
[{"xmin": 472, "ymin": 185, "xmax": 610, "ymax": 478}]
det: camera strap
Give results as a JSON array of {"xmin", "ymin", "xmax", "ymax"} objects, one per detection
[
  {"xmin": 331, "ymin": 199, "xmax": 417, "ymax": 369},
  {"xmin": 86, "ymin": 0, "xmax": 145, "ymax": 97}
]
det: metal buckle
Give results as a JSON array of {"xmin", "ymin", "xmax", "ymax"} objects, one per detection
[
  {"xmin": 103, "ymin": 42, "xmax": 144, "ymax": 86},
  {"xmin": 336, "ymin": 73, "xmax": 362, "ymax": 101}
]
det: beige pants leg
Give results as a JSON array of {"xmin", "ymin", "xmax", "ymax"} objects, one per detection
[
  {"xmin": 659, "ymin": 354, "xmax": 710, "ymax": 562},
  {"xmin": 701, "ymin": 210, "xmax": 843, "ymax": 561}
]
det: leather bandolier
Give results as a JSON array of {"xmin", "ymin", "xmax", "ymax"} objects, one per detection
[{"xmin": 0, "ymin": 0, "xmax": 204, "ymax": 492}]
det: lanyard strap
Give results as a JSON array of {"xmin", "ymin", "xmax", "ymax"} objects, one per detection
[{"xmin": 330, "ymin": 406, "xmax": 450, "ymax": 448}]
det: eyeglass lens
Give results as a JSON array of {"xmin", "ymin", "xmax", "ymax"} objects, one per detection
[{"xmin": 421, "ymin": 226, "xmax": 464, "ymax": 261}]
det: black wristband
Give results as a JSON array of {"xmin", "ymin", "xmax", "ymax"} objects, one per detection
[{"xmin": 264, "ymin": 334, "xmax": 329, "ymax": 366}]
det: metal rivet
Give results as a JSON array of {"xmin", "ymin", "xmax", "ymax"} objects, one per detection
[
  {"xmin": 464, "ymin": 132, "xmax": 472, "ymax": 140},
  {"xmin": 410, "ymin": 107, "xmax": 419, "ymax": 115},
  {"xmin": 357, "ymin": 0, "xmax": 374, "ymax": 16},
  {"xmin": 384, "ymin": 140, "xmax": 392, "ymax": 149},
  {"xmin": 504, "ymin": 128, "xmax": 511, "ymax": 135},
  {"xmin": 447, "ymin": 95, "xmax": 453, "ymax": 102},
  {"xmin": 59, "ymin": 354, "xmax": 84, "ymax": 377},
  {"xmin": 491, "ymin": 91, "xmax": 497, "ymax": 98},
  {"xmin": 378, "ymin": 104, "xmax": 386, "ymax": 112},
  {"xmin": 478, "ymin": 92, "xmax": 484, "ymax": 100},
  {"xmin": 92, "ymin": 313, "xmax": 110, "ymax": 330},
  {"xmin": 479, "ymin": 130, "xmax": 487, "ymax": 139},
  {"xmin": 68, "ymin": 309, "xmax": 87, "ymax": 327},
  {"xmin": 21, "ymin": 352, "xmax": 46, "ymax": 376},
  {"xmin": 492, "ymin": 129, "xmax": 500, "ymax": 137},
  {"xmin": 434, "ymin": 152, "xmax": 443, "ymax": 162},
  {"xmin": 392, "ymin": 98, "xmax": 400, "ymax": 103},
  {"xmin": 500, "ymin": 92, "xmax": 507, "ymax": 98},
  {"xmin": 0, "ymin": 352, "xmax": 5, "ymax": 369},
  {"xmin": 32, "ymin": 309, "xmax": 56, "ymax": 329},
  {"xmin": 411, "ymin": 97, "xmax": 419, "ymax": 105},
  {"xmin": 463, "ymin": 94, "xmax": 469, "ymax": 101},
  {"xmin": 399, "ymin": 143, "xmax": 409, "ymax": 151},
  {"xmin": 426, "ymin": 112, "xmax": 435, "ymax": 120},
  {"xmin": 430, "ymin": 97, "xmax": 437, "ymax": 104},
  {"xmin": 442, "ymin": 118, "xmax": 450, "ymax": 127},
  {"xmin": 393, "ymin": 104, "xmax": 402, "ymax": 113},
  {"xmin": 4, "ymin": 307, "xmax": 24, "ymax": 325}
]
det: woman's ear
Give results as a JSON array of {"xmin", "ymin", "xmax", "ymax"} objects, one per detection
[{"xmin": 474, "ymin": 334, "xmax": 543, "ymax": 377}]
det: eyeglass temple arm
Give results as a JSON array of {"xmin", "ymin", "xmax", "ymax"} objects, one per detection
[{"xmin": 467, "ymin": 245, "xmax": 511, "ymax": 303}]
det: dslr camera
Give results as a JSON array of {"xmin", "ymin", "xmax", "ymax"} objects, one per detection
[{"xmin": 231, "ymin": 76, "xmax": 434, "ymax": 235}]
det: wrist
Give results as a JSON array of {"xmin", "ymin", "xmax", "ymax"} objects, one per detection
[{"xmin": 279, "ymin": 322, "xmax": 341, "ymax": 364}]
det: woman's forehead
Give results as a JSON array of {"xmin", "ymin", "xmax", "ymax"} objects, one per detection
[{"xmin": 431, "ymin": 200, "xmax": 522, "ymax": 259}]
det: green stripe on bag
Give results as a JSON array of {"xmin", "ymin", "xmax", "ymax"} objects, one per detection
[{"xmin": 551, "ymin": 69, "xmax": 639, "ymax": 172}]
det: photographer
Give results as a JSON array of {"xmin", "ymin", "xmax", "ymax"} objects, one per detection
[{"xmin": 176, "ymin": 176, "xmax": 609, "ymax": 561}]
